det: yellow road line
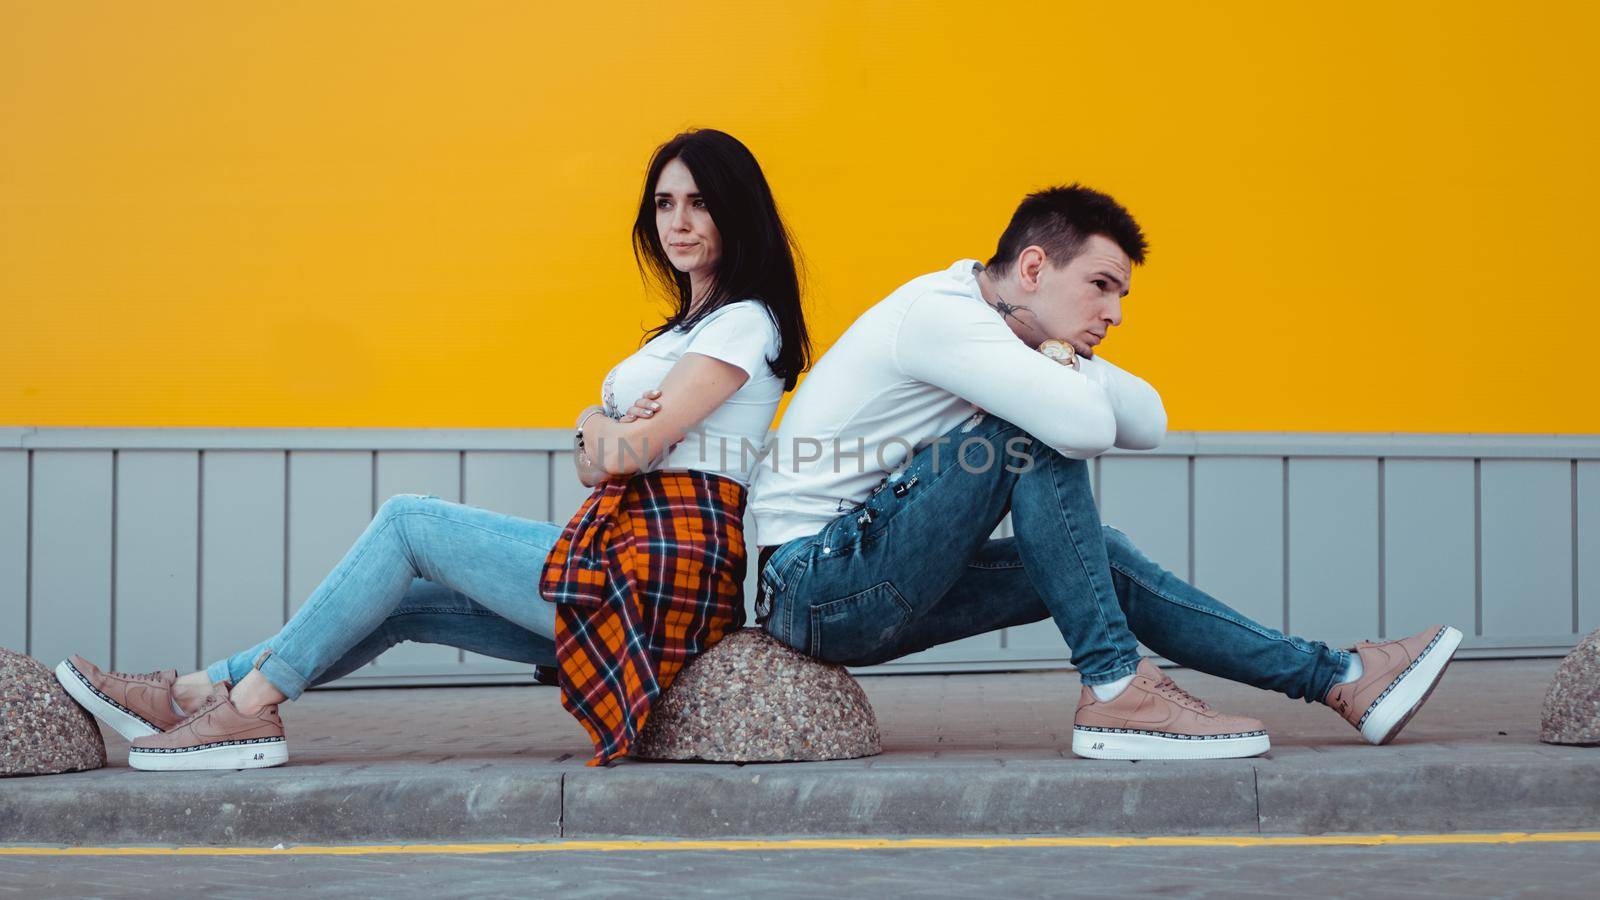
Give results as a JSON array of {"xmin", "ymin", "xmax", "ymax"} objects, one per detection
[{"xmin": 2, "ymin": 832, "xmax": 1599, "ymax": 857}]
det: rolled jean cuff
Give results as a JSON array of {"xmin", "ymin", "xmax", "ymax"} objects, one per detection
[
  {"xmin": 204, "ymin": 658, "xmax": 233, "ymax": 686},
  {"xmin": 207, "ymin": 646, "xmax": 310, "ymax": 700},
  {"xmin": 254, "ymin": 648, "xmax": 312, "ymax": 700},
  {"xmin": 1077, "ymin": 656, "xmax": 1140, "ymax": 687}
]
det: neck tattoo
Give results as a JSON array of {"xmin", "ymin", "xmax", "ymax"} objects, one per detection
[{"xmin": 974, "ymin": 262, "xmax": 1045, "ymax": 343}]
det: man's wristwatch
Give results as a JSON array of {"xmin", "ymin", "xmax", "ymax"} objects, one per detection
[{"xmin": 1039, "ymin": 339, "xmax": 1078, "ymax": 370}]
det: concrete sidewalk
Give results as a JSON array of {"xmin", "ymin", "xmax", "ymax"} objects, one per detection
[{"xmin": 2, "ymin": 659, "xmax": 1595, "ymax": 844}]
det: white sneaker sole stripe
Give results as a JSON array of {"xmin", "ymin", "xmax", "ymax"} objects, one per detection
[
  {"xmin": 128, "ymin": 738, "xmax": 288, "ymax": 771},
  {"xmin": 1071, "ymin": 728, "xmax": 1270, "ymax": 760},
  {"xmin": 53, "ymin": 659, "xmax": 160, "ymax": 741},
  {"xmin": 1358, "ymin": 625, "xmax": 1464, "ymax": 745}
]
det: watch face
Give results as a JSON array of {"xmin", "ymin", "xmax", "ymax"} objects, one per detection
[{"xmin": 1039, "ymin": 339, "xmax": 1075, "ymax": 363}]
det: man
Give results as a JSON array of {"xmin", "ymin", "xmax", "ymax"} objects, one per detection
[{"xmin": 744, "ymin": 184, "xmax": 1461, "ymax": 760}]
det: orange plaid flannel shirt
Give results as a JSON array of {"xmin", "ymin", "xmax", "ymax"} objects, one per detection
[{"xmin": 538, "ymin": 469, "xmax": 749, "ymax": 766}]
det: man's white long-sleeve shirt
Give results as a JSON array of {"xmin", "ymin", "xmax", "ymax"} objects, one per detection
[{"xmin": 745, "ymin": 259, "xmax": 1167, "ymax": 548}]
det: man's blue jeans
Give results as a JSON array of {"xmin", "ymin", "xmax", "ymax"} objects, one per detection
[
  {"xmin": 758, "ymin": 412, "xmax": 1349, "ymax": 700},
  {"xmin": 206, "ymin": 494, "xmax": 559, "ymax": 697}
]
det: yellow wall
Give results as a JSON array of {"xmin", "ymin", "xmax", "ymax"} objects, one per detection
[{"xmin": 2, "ymin": 1, "xmax": 1596, "ymax": 432}]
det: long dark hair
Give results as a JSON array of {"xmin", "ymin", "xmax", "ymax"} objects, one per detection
[{"xmin": 632, "ymin": 128, "xmax": 810, "ymax": 392}]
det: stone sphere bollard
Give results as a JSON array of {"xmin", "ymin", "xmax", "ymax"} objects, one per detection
[
  {"xmin": 632, "ymin": 628, "xmax": 882, "ymax": 762},
  {"xmin": 1, "ymin": 647, "xmax": 106, "ymax": 776},
  {"xmin": 1540, "ymin": 628, "xmax": 1600, "ymax": 745}
]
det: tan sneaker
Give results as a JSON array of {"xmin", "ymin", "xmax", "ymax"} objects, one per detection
[
  {"xmin": 1073, "ymin": 659, "xmax": 1269, "ymax": 759},
  {"xmin": 54, "ymin": 655, "xmax": 186, "ymax": 740},
  {"xmin": 1324, "ymin": 624, "xmax": 1463, "ymax": 745},
  {"xmin": 128, "ymin": 681, "xmax": 288, "ymax": 771}
]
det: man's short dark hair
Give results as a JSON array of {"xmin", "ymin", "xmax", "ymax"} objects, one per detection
[{"xmin": 985, "ymin": 183, "xmax": 1148, "ymax": 276}]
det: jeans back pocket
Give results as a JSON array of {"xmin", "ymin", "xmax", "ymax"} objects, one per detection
[{"xmin": 808, "ymin": 581, "xmax": 912, "ymax": 666}]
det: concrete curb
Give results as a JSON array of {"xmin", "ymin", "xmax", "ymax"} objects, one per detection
[
  {"xmin": 1255, "ymin": 756, "xmax": 1600, "ymax": 835},
  {"xmin": 0, "ymin": 765, "xmax": 563, "ymax": 845},
  {"xmin": 561, "ymin": 761, "xmax": 1260, "ymax": 838},
  {"xmin": 3, "ymin": 752, "xmax": 1596, "ymax": 845}
]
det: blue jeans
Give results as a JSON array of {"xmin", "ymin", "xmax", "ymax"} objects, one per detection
[
  {"xmin": 759, "ymin": 413, "xmax": 1349, "ymax": 700},
  {"xmin": 206, "ymin": 494, "xmax": 560, "ymax": 698}
]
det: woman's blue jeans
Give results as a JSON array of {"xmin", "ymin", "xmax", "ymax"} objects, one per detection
[{"xmin": 205, "ymin": 494, "xmax": 562, "ymax": 698}]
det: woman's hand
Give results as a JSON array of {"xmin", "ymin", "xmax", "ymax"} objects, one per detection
[
  {"xmin": 617, "ymin": 389, "xmax": 663, "ymax": 423},
  {"xmin": 587, "ymin": 356, "xmax": 746, "ymax": 476},
  {"xmin": 618, "ymin": 389, "xmax": 685, "ymax": 456}
]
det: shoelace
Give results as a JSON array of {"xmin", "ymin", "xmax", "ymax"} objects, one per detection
[
  {"xmin": 170, "ymin": 695, "xmax": 222, "ymax": 730},
  {"xmin": 169, "ymin": 687, "xmax": 229, "ymax": 727},
  {"xmin": 1152, "ymin": 676, "xmax": 1211, "ymax": 713}
]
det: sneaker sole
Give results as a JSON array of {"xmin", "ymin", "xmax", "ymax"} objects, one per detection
[
  {"xmin": 53, "ymin": 659, "xmax": 162, "ymax": 741},
  {"xmin": 128, "ymin": 738, "xmax": 289, "ymax": 772},
  {"xmin": 1071, "ymin": 727, "xmax": 1270, "ymax": 760},
  {"xmin": 1359, "ymin": 625, "xmax": 1464, "ymax": 746}
]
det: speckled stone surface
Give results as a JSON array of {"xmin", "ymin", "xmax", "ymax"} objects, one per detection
[
  {"xmin": 632, "ymin": 629, "xmax": 882, "ymax": 762},
  {"xmin": 1540, "ymin": 628, "xmax": 1600, "ymax": 745},
  {"xmin": 0, "ymin": 647, "xmax": 106, "ymax": 776}
]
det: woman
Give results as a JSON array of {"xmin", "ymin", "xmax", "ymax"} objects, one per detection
[{"xmin": 54, "ymin": 128, "xmax": 811, "ymax": 770}]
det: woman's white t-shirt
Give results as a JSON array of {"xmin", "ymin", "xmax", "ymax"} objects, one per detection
[{"xmin": 600, "ymin": 299, "xmax": 783, "ymax": 492}]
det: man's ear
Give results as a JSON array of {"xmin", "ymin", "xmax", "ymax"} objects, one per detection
[{"xmin": 1018, "ymin": 246, "xmax": 1047, "ymax": 292}]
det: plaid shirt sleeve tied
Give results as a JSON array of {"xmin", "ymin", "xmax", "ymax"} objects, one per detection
[{"xmin": 538, "ymin": 469, "xmax": 749, "ymax": 766}]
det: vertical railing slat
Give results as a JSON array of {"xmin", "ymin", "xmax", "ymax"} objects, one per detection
[
  {"xmin": 1287, "ymin": 458, "xmax": 1380, "ymax": 648},
  {"xmin": 199, "ymin": 451, "xmax": 286, "ymax": 675},
  {"xmin": 1193, "ymin": 457, "xmax": 1286, "ymax": 633},
  {"xmin": 31, "ymin": 451, "xmax": 114, "ymax": 668},
  {"xmin": 1382, "ymin": 459, "xmax": 1477, "ymax": 641},
  {"xmin": 0, "ymin": 451, "xmax": 29, "ymax": 653},
  {"xmin": 1578, "ymin": 461, "xmax": 1598, "ymax": 636},
  {"xmin": 114, "ymin": 450, "xmax": 200, "ymax": 673},
  {"xmin": 1480, "ymin": 459, "xmax": 1575, "ymax": 640}
]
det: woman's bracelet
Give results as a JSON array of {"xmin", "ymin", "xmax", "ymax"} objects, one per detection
[
  {"xmin": 575, "ymin": 409, "xmax": 606, "ymax": 467},
  {"xmin": 576, "ymin": 409, "xmax": 605, "ymax": 438}
]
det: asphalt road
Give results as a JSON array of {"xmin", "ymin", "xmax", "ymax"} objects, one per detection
[{"xmin": 3, "ymin": 833, "xmax": 1596, "ymax": 899}]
